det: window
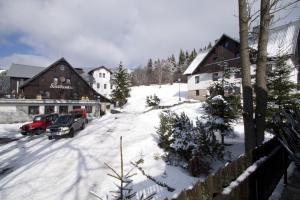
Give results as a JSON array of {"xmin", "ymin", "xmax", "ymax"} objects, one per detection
[
  {"xmin": 85, "ymin": 106, "xmax": 92, "ymax": 113},
  {"xmin": 106, "ymin": 104, "xmax": 111, "ymax": 110},
  {"xmin": 103, "ymin": 73, "xmax": 105, "ymax": 78},
  {"xmin": 73, "ymin": 106, "xmax": 81, "ymax": 110},
  {"xmin": 196, "ymin": 90, "xmax": 200, "ymax": 96},
  {"xmin": 97, "ymin": 83, "xmax": 100, "ymax": 89},
  {"xmin": 104, "ymin": 84, "xmax": 107, "ymax": 89},
  {"xmin": 59, "ymin": 65, "xmax": 65, "ymax": 71},
  {"xmin": 195, "ymin": 76, "xmax": 200, "ymax": 83},
  {"xmin": 224, "ymin": 41, "xmax": 230, "ymax": 48},
  {"xmin": 111, "ymin": 85, "xmax": 113, "ymax": 89},
  {"xmin": 59, "ymin": 106, "xmax": 68, "ymax": 114},
  {"xmin": 28, "ymin": 106, "xmax": 39, "ymax": 115},
  {"xmin": 45, "ymin": 106, "xmax": 54, "ymax": 114},
  {"xmin": 212, "ymin": 73, "xmax": 219, "ymax": 81},
  {"xmin": 99, "ymin": 73, "xmax": 102, "ymax": 78}
]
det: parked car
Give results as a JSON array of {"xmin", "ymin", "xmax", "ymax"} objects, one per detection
[
  {"xmin": 69, "ymin": 108, "xmax": 88, "ymax": 123},
  {"xmin": 46, "ymin": 113, "xmax": 85, "ymax": 140},
  {"xmin": 20, "ymin": 113, "xmax": 59, "ymax": 135}
]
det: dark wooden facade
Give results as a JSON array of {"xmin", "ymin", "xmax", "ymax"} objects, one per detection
[
  {"xmin": 193, "ymin": 35, "xmax": 241, "ymax": 75},
  {"xmin": 20, "ymin": 58, "xmax": 100, "ymax": 100}
]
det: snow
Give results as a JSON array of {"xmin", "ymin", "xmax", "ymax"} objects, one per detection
[
  {"xmin": 183, "ymin": 51, "xmax": 208, "ymax": 75},
  {"xmin": 222, "ymin": 156, "xmax": 268, "ymax": 195},
  {"xmin": 0, "ymin": 83, "xmax": 245, "ymax": 200}
]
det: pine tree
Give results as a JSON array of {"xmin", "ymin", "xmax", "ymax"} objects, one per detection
[
  {"xmin": 111, "ymin": 62, "xmax": 131, "ymax": 107},
  {"xmin": 157, "ymin": 111, "xmax": 176, "ymax": 151},
  {"xmin": 267, "ymin": 52, "xmax": 299, "ymax": 122},
  {"xmin": 207, "ymin": 42, "xmax": 212, "ymax": 49},
  {"xmin": 146, "ymin": 58, "xmax": 153, "ymax": 85},
  {"xmin": 178, "ymin": 49, "xmax": 186, "ymax": 66},
  {"xmin": 170, "ymin": 112, "xmax": 194, "ymax": 161}
]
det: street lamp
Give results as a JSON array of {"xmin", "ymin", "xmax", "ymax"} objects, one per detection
[{"xmin": 178, "ymin": 78, "xmax": 181, "ymax": 102}]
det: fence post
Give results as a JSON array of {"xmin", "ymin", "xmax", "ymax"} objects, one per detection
[{"xmin": 283, "ymin": 148, "xmax": 288, "ymax": 185}]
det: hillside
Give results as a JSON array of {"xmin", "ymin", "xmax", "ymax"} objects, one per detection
[{"xmin": 0, "ymin": 83, "xmax": 245, "ymax": 200}]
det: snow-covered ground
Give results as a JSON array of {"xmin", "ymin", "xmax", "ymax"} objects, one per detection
[{"xmin": 0, "ymin": 83, "xmax": 245, "ymax": 200}]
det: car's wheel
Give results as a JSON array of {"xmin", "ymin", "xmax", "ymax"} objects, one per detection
[
  {"xmin": 48, "ymin": 136, "xmax": 53, "ymax": 140},
  {"xmin": 21, "ymin": 132, "xmax": 27, "ymax": 136},
  {"xmin": 69, "ymin": 129, "xmax": 74, "ymax": 138},
  {"xmin": 81, "ymin": 122, "xmax": 85, "ymax": 130},
  {"xmin": 34, "ymin": 128, "xmax": 44, "ymax": 135}
]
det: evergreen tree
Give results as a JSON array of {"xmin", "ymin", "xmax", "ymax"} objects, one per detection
[
  {"xmin": 207, "ymin": 42, "xmax": 212, "ymax": 49},
  {"xmin": 178, "ymin": 49, "xmax": 186, "ymax": 66},
  {"xmin": 267, "ymin": 52, "xmax": 299, "ymax": 122},
  {"xmin": 188, "ymin": 48, "xmax": 198, "ymax": 65},
  {"xmin": 170, "ymin": 112, "xmax": 194, "ymax": 161},
  {"xmin": 156, "ymin": 111, "xmax": 176, "ymax": 151},
  {"xmin": 146, "ymin": 58, "xmax": 153, "ymax": 85},
  {"xmin": 111, "ymin": 62, "xmax": 131, "ymax": 107}
]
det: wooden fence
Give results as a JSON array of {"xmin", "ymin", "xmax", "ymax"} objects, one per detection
[{"xmin": 175, "ymin": 138, "xmax": 289, "ymax": 200}]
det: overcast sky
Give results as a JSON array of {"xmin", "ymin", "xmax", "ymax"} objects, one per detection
[{"xmin": 0, "ymin": 0, "xmax": 299, "ymax": 69}]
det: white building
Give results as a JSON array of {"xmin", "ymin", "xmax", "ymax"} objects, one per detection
[
  {"xmin": 88, "ymin": 66, "xmax": 113, "ymax": 98},
  {"xmin": 184, "ymin": 20, "xmax": 300, "ymax": 101}
]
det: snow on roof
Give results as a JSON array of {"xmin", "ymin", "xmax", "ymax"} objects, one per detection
[
  {"xmin": 250, "ymin": 20, "xmax": 300, "ymax": 57},
  {"xmin": 183, "ymin": 51, "xmax": 209, "ymax": 75}
]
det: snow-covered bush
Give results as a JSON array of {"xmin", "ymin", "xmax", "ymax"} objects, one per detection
[
  {"xmin": 156, "ymin": 111, "xmax": 224, "ymax": 176},
  {"xmin": 146, "ymin": 94, "xmax": 160, "ymax": 107},
  {"xmin": 187, "ymin": 119, "xmax": 224, "ymax": 176}
]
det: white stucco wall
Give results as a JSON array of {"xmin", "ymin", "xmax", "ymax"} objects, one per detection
[{"xmin": 91, "ymin": 68, "xmax": 112, "ymax": 97}]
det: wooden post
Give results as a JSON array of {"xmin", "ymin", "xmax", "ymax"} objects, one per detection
[
  {"xmin": 283, "ymin": 148, "xmax": 288, "ymax": 185},
  {"xmin": 120, "ymin": 136, "xmax": 124, "ymax": 199}
]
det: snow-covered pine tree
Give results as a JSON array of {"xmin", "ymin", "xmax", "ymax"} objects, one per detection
[
  {"xmin": 156, "ymin": 110, "xmax": 176, "ymax": 152},
  {"xmin": 170, "ymin": 112, "xmax": 194, "ymax": 161},
  {"xmin": 267, "ymin": 51, "xmax": 299, "ymax": 124},
  {"xmin": 111, "ymin": 62, "xmax": 131, "ymax": 107}
]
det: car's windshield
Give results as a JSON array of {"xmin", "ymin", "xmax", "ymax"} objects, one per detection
[
  {"xmin": 33, "ymin": 116, "xmax": 44, "ymax": 122},
  {"xmin": 55, "ymin": 115, "xmax": 72, "ymax": 124}
]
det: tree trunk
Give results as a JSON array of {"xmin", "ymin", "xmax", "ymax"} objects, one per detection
[
  {"xmin": 238, "ymin": 0, "xmax": 256, "ymax": 152},
  {"xmin": 255, "ymin": 0, "xmax": 271, "ymax": 145}
]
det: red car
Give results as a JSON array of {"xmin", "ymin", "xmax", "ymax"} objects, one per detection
[
  {"xmin": 69, "ymin": 108, "xmax": 88, "ymax": 124},
  {"xmin": 20, "ymin": 113, "xmax": 59, "ymax": 135}
]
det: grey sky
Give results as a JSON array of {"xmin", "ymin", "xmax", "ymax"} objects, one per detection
[{"xmin": 0, "ymin": 0, "xmax": 299, "ymax": 69}]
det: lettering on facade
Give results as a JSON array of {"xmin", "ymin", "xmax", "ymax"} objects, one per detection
[{"xmin": 50, "ymin": 82, "xmax": 73, "ymax": 90}]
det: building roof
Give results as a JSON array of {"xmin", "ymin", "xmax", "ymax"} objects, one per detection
[
  {"xmin": 88, "ymin": 66, "xmax": 113, "ymax": 75},
  {"xmin": 6, "ymin": 63, "xmax": 44, "ymax": 78},
  {"xmin": 184, "ymin": 34, "xmax": 239, "ymax": 75},
  {"xmin": 250, "ymin": 19, "xmax": 300, "ymax": 57},
  {"xmin": 183, "ymin": 51, "xmax": 209, "ymax": 75}
]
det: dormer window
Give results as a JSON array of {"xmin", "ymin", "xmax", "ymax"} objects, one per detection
[
  {"xmin": 103, "ymin": 73, "xmax": 105, "ymax": 78},
  {"xmin": 99, "ymin": 73, "xmax": 102, "ymax": 78}
]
